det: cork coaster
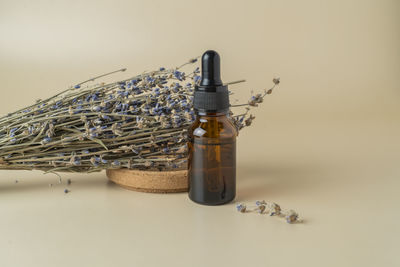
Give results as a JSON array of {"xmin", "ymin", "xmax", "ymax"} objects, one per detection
[{"xmin": 106, "ymin": 168, "xmax": 188, "ymax": 193}]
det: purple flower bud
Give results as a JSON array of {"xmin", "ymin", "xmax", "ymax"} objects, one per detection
[
  {"xmin": 146, "ymin": 76, "xmax": 155, "ymax": 83},
  {"xmin": 173, "ymin": 71, "xmax": 184, "ymax": 81},
  {"xmin": 92, "ymin": 106, "xmax": 101, "ymax": 112},
  {"xmin": 41, "ymin": 137, "xmax": 51, "ymax": 144},
  {"xmin": 101, "ymin": 115, "xmax": 111, "ymax": 121}
]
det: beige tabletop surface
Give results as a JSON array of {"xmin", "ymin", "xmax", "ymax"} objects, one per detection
[
  {"xmin": 0, "ymin": 0, "xmax": 399, "ymax": 266},
  {"xmin": 0, "ymin": 119, "xmax": 399, "ymax": 267}
]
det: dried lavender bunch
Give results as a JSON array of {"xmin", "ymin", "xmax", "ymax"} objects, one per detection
[{"xmin": 0, "ymin": 57, "xmax": 279, "ymax": 173}]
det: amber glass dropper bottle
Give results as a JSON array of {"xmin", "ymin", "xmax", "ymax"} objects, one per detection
[{"xmin": 188, "ymin": 50, "xmax": 237, "ymax": 205}]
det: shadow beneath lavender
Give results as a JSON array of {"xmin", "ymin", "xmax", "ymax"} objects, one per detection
[
  {"xmin": 0, "ymin": 162, "xmax": 324, "ymax": 201},
  {"xmin": 0, "ymin": 170, "xmax": 109, "ymax": 194}
]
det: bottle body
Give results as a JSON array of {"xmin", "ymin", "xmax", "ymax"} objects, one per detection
[{"xmin": 188, "ymin": 112, "xmax": 237, "ymax": 205}]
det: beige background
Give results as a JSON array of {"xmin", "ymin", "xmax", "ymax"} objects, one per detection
[{"xmin": 0, "ymin": 0, "xmax": 399, "ymax": 266}]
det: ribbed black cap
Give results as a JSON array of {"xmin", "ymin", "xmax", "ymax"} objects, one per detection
[{"xmin": 193, "ymin": 50, "xmax": 229, "ymax": 113}]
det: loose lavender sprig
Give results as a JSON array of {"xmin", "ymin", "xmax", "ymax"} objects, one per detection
[
  {"xmin": 236, "ymin": 200, "xmax": 301, "ymax": 224},
  {"xmin": 0, "ymin": 57, "xmax": 279, "ymax": 173}
]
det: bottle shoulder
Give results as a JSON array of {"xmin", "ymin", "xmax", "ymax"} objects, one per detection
[{"xmin": 188, "ymin": 115, "xmax": 237, "ymax": 139}]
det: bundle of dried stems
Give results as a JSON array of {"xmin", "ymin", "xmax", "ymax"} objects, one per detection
[{"xmin": 0, "ymin": 57, "xmax": 279, "ymax": 174}]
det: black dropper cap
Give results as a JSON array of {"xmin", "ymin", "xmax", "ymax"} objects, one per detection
[{"xmin": 193, "ymin": 50, "xmax": 229, "ymax": 113}]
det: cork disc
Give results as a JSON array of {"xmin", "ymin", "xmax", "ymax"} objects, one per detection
[{"xmin": 106, "ymin": 168, "xmax": 188, "ymax": 193}]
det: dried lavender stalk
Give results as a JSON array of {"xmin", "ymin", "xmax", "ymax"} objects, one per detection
[{"xmin": 0, "ymin": 57, "xmax": 279, "ymax": 173}]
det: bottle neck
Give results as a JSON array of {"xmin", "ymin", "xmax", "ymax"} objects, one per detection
[{"xmin": 195, "ymin": 110, "xmax": 229, "ymax": 117}]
